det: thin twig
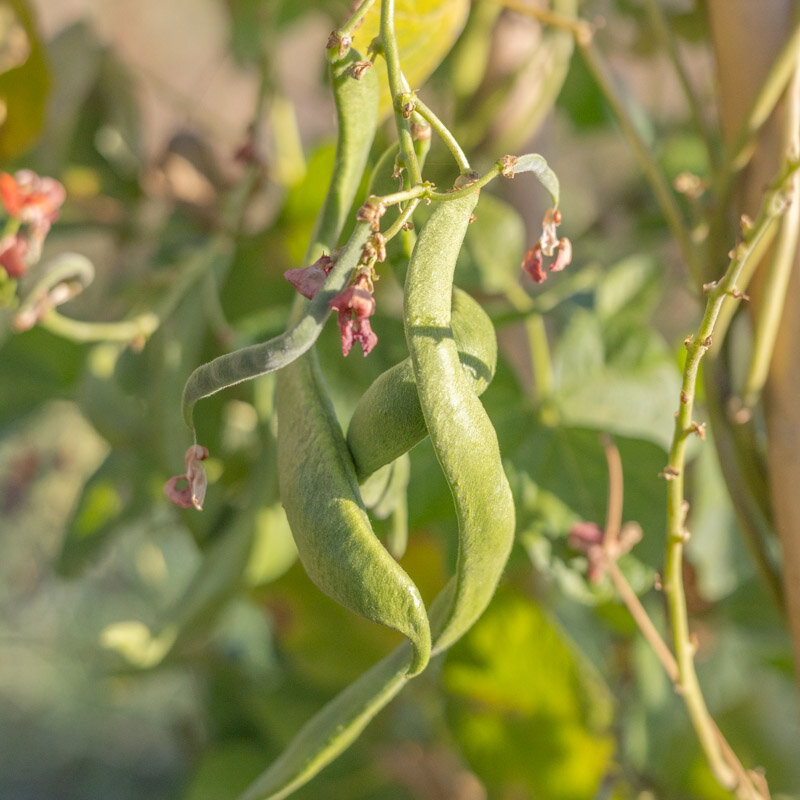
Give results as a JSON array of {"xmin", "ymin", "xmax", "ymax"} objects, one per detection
[{"xmin": 413, "ymin": 96, "xmax": 472, "ymax": 173}]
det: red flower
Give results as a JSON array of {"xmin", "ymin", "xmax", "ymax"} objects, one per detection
[
  {"xmin": 329, "ymin": 275, "xmax": 378, "ymax": 356},
  {"xmin": 521, "ymin": 243, "xmax": 546, "ymax": 283},
  {"xmin": 1, "ymin": 170, "xmax": 66, "ymax": 235},
  {"xmin": 284, "ymin": 254, "xmax": 334, "ymax": 299}
]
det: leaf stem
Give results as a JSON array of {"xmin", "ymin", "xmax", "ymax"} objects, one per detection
[
  {"xmin": 382, "ymin": 198, "xmax": 420, "ymax": 243},
  {"xmin": 740, "ymin": 58, "xmax": 800, "ymax": 411},
  {"xmin": 412, "ymin": 96, "xmax": 472, "ymax": 173},
  {"xmin": 640, "ymin": 0, "xmax": 719, "ymax": 173},
  {"xmin": 338, "ymin": 0, "xmax": 378, "ymax": 39},
  {"xmin": 726, "ymin": 18, "xmax": 800, "ymax": 175},
  {"xmin": 379, "ymin": 0, "xmax": 422, "ymax": 186}
]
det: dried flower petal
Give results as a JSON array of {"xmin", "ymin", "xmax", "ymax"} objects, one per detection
[
  {"xmin": 539, "ymin": 207, "xmax": 561, "ymax": 256},
  {"xmin": 521, "ymin": 243, "xmax": 546, "ymax": 283},
  {"xmin": 284, "ymin": 254, "xmax": 334, "ymax": 299},
  {"xmin": 164, "ymin": 444, "xmax": 209, "ymax": 511},
  {"xmin": 330, "ymin": 276, "xmax": 377, "ymax": 357},
  {"xmin": 550, "ymin": 237, "xmax": 572, "ymax": 273}
]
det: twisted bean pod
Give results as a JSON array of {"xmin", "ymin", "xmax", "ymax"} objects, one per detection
[
  {"xmin": 276, "ymin": 46, "xmax": 431, "ymax": 674},
  {"xmin": 277, "ymin": 354, "xmax": 431, "ymax": 673},
  {"xmin": 404, "ymin": 192, "xmax": 515, "ymax": 653},
  {"xmin": 347, "ymin": 286, "xmax": 497, "ymax": 481}
]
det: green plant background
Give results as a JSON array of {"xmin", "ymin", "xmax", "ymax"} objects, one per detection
[{"xmin": 1, "ymin": 1, "xmax": 798, "ymax": 799}]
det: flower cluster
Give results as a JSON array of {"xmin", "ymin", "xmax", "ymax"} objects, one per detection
[
  {"xmin": 521, "ymin": 207, "xmax": 572, "ymax": 284},
  {"xmin": 164, "ymin": 445, "xmax": 210, "ymax": 511},
  {"xmin": 284, "ymin": 253, "xmax": 378, "ymax": 357},
  {"xmin": 0, "ymin": 170, "xmax": 66, "ymax": 279}
]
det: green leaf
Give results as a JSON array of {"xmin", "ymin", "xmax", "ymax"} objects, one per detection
[
  {"xmin": 456, "ymin": 193, "xmax": 526, "ymax": 293},
  {"xmin": 0, "ymin": 327, "xmax": 84, "ymax": 432},
  {"xmin": 0, "ymin": 0, "xmax": 49, "ymax": 160},
  {"xmin": 444, "ymin": 589, "xmax": 614, "ymax": 800},
  {"xmin": 353, "ymin": 0, "xmax": 471, "ymax": 117},
  {"xmin": 513, "ymin": 153, "xmax": 560, "ymax": 207},
  {"xmin": 553, "ymin": 308, "xmax": 681, "ymax": 450}
]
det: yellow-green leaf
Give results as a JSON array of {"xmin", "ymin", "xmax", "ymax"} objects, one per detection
[
  {"xmin": 0, "ymin": 0, "xmax": 50, "ymax": 160},
  {"xmin": 353, "ymin": 0, "xmax": 470, "ymax": 117},
  {"xmin": 444, "ymin": 588, "xmax": 615, "ymax": 800}
]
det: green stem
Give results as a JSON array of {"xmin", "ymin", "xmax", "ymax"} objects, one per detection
[
  {"xmin": 726, "ymin": 18, "xmax": 800, "ymax": 174},
  {"xmin": 640, "ymin": 0, "xmax": 719, "ymax": 173},
  {"xmin": 379, "ymin": 0, "xmax": 422, "ymax": 186},
  {"xmin": 412, "ymin": 96, "xmax": 472, "ymax": 173},
  {"xmin": 39, "ymin": 309, "xmax": 159, "ymax": 342},
  {"xmin": 373, "ymin": 158, "xmax": 508, "ymax": 209},
  {"xmin": 663, "ymin": 163, "xmax": 797, "ymax": 799},
  {"xmin": 382, "ymin": 198, "xmax": 420, "ymax": 242},
  {"xmin": 339, "ymin": 0, "xmax": 378, "ymax": 39},
  {"xmin": 740, "ymin": 59, "xmax": 800, "ymax": 410}
]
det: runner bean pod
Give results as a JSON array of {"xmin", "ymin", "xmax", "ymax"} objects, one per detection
[
  {"xmin": 347, "ymin": 286, "xmax": 497, "ymax": 481},
  {"xmin": 276, "ymin": 47, "xmax": 431, "ymax": 675},
  {"xmin": 404, "ymin": 192, "xmax": 516, "ymax": 654}
]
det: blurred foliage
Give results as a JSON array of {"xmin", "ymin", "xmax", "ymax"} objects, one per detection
[{"xmin": 1, "ymin": 1, "xmax": 798, "ymax": 800}]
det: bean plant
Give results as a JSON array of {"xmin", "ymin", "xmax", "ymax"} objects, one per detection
[{"xmin": 2, "ymin": 1, "xmax": 800, "ymax": 799}]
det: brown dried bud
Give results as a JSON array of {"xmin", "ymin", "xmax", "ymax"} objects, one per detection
[
  {"xmin": 410, "ymin": 120, "xmax": 431, "ymax": 141},
  {"xmin": 326, "ymin": 31, "xmax": 352, "ymax": 58},
  {"xmin": 500, "ymin": 155, "xmax": 518, "ymax": 178},
  {"xmin": 349, "ymin": 60, "xmax": 373, "ymax": 80},
  {"xmin": 356, "ymin": 201, "xmax": 386, "ymax": 231}
]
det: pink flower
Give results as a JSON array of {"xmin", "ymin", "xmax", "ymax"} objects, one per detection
[
  {"xmin": 568, "ymin": 521, "xmax": 606, "ymax": 583},
  {"xmin": 0, "ymin": 233, "xmax": 29, "ymax": 278},
  {"xmin": 329, "ymin": 275, "xmax": 378, "ymax": 356},
  {"xmin": 284, "ymin": 254, "xmax": 334, "ymax": 299},
  {"xmin": 520, "ymin": 209, "xmax": 572, "ymax": 284},
  {"xmin": 164, "ymin": 445, "xmax": 209, "ymax": 510},
  {"xmin": 550, "ymin": 238, "xmax": 572, "ymax": 272}
]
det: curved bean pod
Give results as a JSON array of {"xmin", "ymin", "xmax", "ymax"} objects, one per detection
[
  {"xmin": 347, "ymin": 286, "xmax": 497, "ymax": 481},
  {"xmin": 404, "ymin": 192, "xmax": 515, "ymax": 654},
  {"xmin": 276, "ymin": 46, "xmax": 430, "ymax": 674},
  {"xmin": 277, "ymin": 353, "xmax": 431, "ymax": 674}
]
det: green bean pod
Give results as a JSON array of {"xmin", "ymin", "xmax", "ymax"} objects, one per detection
[
  {"xmin": 276, "ymin": 47, "xmax": 430, "ymax": 675},
  {"xmin": 347, "ymin": 286, "xmax": 497, "ymax": 481},
  {"xmin": 277, "ymin": 353, "xmax": 431, "ymax": 674},
  {"xmin": 404, "ymin": 193, "xmax": 515, "ymax": 654},
  {"xmin": 181, "ymin": 47, "xmax": 380, "ymax": 429}
]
